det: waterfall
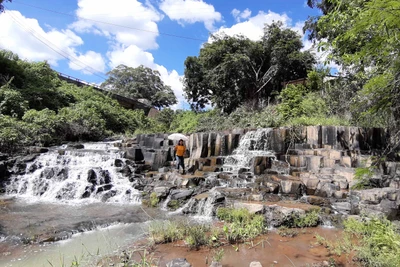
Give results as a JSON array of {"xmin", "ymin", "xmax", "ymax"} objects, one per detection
[
  {"xmin": 223, "ymin": 128, "xmax": 276, "ymax": 173},
  {"xmin": 5, "ymin": 142, "xmax": 141, "ymax": 204}
]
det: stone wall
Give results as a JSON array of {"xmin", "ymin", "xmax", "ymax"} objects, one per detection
[{"xmin": 123, "ymin": 126, "xmax": 387, "ymax": 171}]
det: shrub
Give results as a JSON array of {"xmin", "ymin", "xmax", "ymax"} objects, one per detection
[
  {"xmin": 149, "ymin": 192, "xmax": 159, "ymax": 207},
  {"xmin": 185, "ymin": 224, "xmax": 209, "ymax": 250},
  {"xmin": 344, "ymin": 217, "xmax": 400, "ymax": 266}
]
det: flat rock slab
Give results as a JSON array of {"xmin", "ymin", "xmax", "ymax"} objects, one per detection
[{"xmin": 233, "ymin": 202, "xmax": 264, "ymax": 214}]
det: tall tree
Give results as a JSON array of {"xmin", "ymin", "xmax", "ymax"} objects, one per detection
[
  {"xmin": 0, "ymin": 0, "xmax": 11, "ymax": 12},
  {"xmin": 102, "ymin": 64, "xmax": 177, "ymax": 109},
  {"xmin": 305, "ymin": 0, "xmax": 400, "ymax": 144},
  {"xmin": 183, "ymin": 22, "xmax": 315, "ymax": 113}
]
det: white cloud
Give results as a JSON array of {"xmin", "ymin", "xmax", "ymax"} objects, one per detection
[
  {"xmin": 156, "ymin": 65, "xmax": 185, "ymax": 110},
  {"xmin": 0, "ymin": 11, "xmax": 83, "ymax": 65},
  {"xmin": 107, "ymin": 44, "xmax": 156, "ymax": 69},
  {"xmin": 69, "ymin": 51, "xmax": 106, "ymax": 74},
  {"xmin": 211, "ymin": 10, "xmax": 291, "ymax": 41},
  {"xmin": 231, "ymin": 8, "xmax": 252, "ymax": 22},
  {"xmin": 70, "ymin": 0, "xmax": 163, "ymax": 50},
  {"xmin": 159, "ymin": 0, "xmax": 222, "ymax": 31}
]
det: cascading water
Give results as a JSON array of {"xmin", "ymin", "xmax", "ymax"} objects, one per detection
[
  {"xmin": 5, "ymin": 142, "xmax": 141, "ymax": 204},
  {"xmin": 223, "ymin": 128, "xmax": 276, "ymax": 173}
]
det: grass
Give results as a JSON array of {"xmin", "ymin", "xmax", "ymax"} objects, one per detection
[
  {"xmin": 147, "ymin": 208, "xmax": 267, "ymax": 250},
  {"xmin": 314, "ymin": 216, "xmax": 400, "ymax": 267}
]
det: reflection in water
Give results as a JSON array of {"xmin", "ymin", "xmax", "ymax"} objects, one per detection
[
  {"xmin": 0, "ymin": 197, "xmax": 163, "ymax": 267},
  {"xmin": 0, "ymin": 222, "xmax": 148, "ymax": 267}
]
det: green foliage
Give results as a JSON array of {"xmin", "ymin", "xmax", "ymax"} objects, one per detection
[
  {"xmin": 0, "ymin": 49, "xmax": 150, "ymax": 150},
  {"xmin": 0, "ymin": 0, "xmax": 11, "ymax": 12},
  {"xmin": 0, "ymin": 81, "xmax": 28, "ymax": 118},
  {"xmin": 282, "ymin": 208, "xmax": 320, "ymax": 228},
  {"xmin": 305, "ymin": 0, "xmax": 400, "ymax": 138},
  {"xmin": 149, "ymin": 192, "xmax": 159, "ymax": 208},
  {"xmin": 351, "ymin": 166, "xmax": 375, "ymax": 190},
  {"xmin": 185, "ymin": 224, "xmax": 210, "ymax": 250},
  {"xmin": 216, "ymin": 208, "xmax": 252, "ymax": 223},
  {"xmin": 102, "ymin": 64, "xmax": 177, "ymax": 109},
  {"xmin": 343, "ymin": 216, "xmax": 400, "ymax": 266},
  {"xmin": 293, "ymin": 209, "xmax": 320, "ymax": 228},
  {"xmin": 184, "ymin": 22, "xmax": 315, "ymax": 113},
  {"xmin": 277, "ymin": 84, "xmax": 308, "ymax": 119},
  {"xmin": 148, "ymin": 220, "xmax": 186, "ymax": 244},
  {"xmin": 217, "ymin": 207, "xmax": 266, "ymax": 243},
  {"xmin": 286, "ymin": 115, "xmax": 351, "ymax": 127},
  {"xmin": 0, "ymin": 115, "xmax": 31, "ymax": 152},
  {"xmin": 168, "ymin": 110, "xmax": 200, "ymax": 133}
]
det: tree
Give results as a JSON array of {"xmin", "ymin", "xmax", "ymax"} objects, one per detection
[
  {"xmin": 183, "ymin": 22, "xmax": 315, "ymax": 113},
  {"xmin": 0, "ymin": 0, "xmax": 11, "ymax": 12},
  {"xmin": 304, "ymin": 0, "xmax": 400, "ymax": 144},
  {"xmin": 102, "ymin": 64, "xmax": 177, "ymax": 109}
]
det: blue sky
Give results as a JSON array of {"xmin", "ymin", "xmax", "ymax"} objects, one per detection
[{"xmin": 0, "ymin": 0, "xmax": 322, "ymax": 109}]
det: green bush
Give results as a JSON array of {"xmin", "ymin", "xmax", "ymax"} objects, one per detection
[
  {"xmin": 343, "ymin": 217, "xmax": 400, "ymax": 266},
  {"xmin": 0, "ymin": 115, "xmax": 32, "ymax": 152}
]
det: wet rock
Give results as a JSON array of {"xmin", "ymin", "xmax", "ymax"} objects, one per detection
[
  {"xmin": 166, "ymin": 258, "xmax": 191, "ymax": 267},
  {"xmin": 315, "ymin": 181, "xmax": 339, "ymax": 198},
  {"xmin": 12, "ymin": 160, "xmax": 27, "ymax": 175},
  {"xmin": 0, "ymin": 153, "xmax": 9, "ymax": 161},
  {"xmin": 101, "ymin": 190, "xmax": 117, "ymax": 202},
  {"xmin": 209, "ymin": 262, "xmax": 222, "ymax": 267},
  {"xmin": 300, "ymin": 196, "xmax": 328, "ymax": 206},
  {"xmin": 82, "ymin": 185, "xmax": 95, "ymax": 198},
  {"xmin": 28, "ymin": 146, "xmax": 49, "ymax": 154},
  {"xmin": 264, "ymin": 204, "xmax": 306, "ymax": 227},
  {"xmin": 41, "ymin": 167, "xmax": 55, "ymax": 179},
  {"xmin": 99, "ymin": 170, "xmax": 112, "ymax": 184},
  {"xmin": 154, "ymin": 186, "xmax": 172, "ymax": 198},
  {"xmin": 170, "ymin": 189, "xmax": 194, "ymax": 200},
  {"xmin": 114, "ymin": 159, "xmax": 124, "ymax": 167},
  {"xmin": 331, "ymin": 202, "xmax": 351, "ymax": 214},
  {"xmin": 22, "ymin": 154, "xmax": 38, "ymax": 162},
  {"xmin": 67, "ymin": 143, "xmax": 84, "ymax": 149},
  {"xmin": 87, "ymin": 169, "xmax": 97, "ymax": 184},
  {"xmin": 96, "ymin": 184, "xmax": 113, "ymax": 193}
]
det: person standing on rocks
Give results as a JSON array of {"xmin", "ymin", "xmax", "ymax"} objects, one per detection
[{"xmin": 174, "ymin": 139, "xmax": 186, "ymax": 174}]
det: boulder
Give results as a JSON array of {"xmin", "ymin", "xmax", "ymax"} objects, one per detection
[
  {"xmin": 233, "ymin": 202, "xmax": 264, "ymax": 214},
  {"xmin": 166, "ymin": 258, "xmax": 191, "ymax": 267},
  {"xmin": 264, "ymin": 204, "xmax": 306, "ymax": 227}
]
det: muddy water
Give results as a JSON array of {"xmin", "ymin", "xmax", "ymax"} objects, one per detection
[{"xmin": 153, "ymin": 227, "xmax": 354, "ymax": 267}]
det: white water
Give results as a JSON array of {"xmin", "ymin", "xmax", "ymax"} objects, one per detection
[
  {"xmin": 5, "ymin": 142, "xmax": 141, "ymax": 204},
  {"xmin": 223, "ymin": 128, "xmax": 276, "ymax": 173}
]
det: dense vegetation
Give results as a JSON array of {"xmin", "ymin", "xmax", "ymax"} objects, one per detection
[{"xmin": 0, "ymin": 50, "xmax": 150, "ymax": 152}]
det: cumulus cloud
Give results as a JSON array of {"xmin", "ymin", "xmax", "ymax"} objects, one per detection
[
  {"xmin": 210, "ymin": 10, "xmax": 292, "ymax": 41},
  {"xmin": 70, "ymin": 0, "xmax": 163, "ymax": 50},
  {"xmin": 159, "ymin": 0, "xmax": 222, "ymax": 31},
  {"xmin": 231, "ymin": 8, "xmax": 251, "ymax": 22},
  {"xmin": 69, "ymin": 51, "xmax": 106, "ymax": 74},
  {"xmin": 0, "ymin": 10, "xmax": 83, "ymax": 65}
]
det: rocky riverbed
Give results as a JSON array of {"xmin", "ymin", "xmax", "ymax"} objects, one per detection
[{"xmin": 0, "ymin": 126, "xmax": 399, "ymax": 266}]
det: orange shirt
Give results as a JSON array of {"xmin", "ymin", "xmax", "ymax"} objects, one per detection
[{"xmin": 174, "ymin": 145, "xmax": 186, "ymax": 157}]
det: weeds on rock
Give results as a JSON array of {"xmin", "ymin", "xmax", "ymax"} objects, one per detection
[
  {"xmin": 277, "ymin": 226, "xmax": 298, "ymax": 237},
  {"xmin": 217, "ymin": 207, "xmax": 267, "ymax": 244}
]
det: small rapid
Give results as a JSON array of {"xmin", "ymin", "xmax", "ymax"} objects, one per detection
[{"xmin": 4, "ymin": 142, "xmax": 141, "ymax": 204}]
